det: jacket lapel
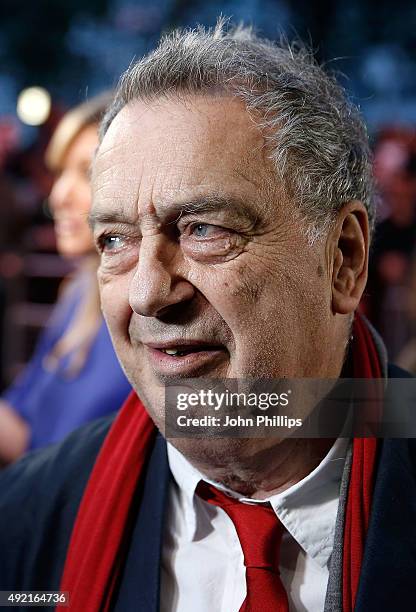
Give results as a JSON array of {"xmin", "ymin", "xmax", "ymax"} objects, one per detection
[
  {"xmin": 113, "ymin": 433, "xmax": 170, "ymax": 612},
  {"xmin": 355, "ymin": 439, "xmax": 416, "ymax": 611}
]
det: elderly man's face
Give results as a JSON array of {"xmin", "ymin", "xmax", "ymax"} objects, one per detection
[{"xmin": 91, "ymin": 96, "xmax": 344, "ymax": 432}]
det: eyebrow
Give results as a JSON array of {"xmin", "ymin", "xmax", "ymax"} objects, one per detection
[
  {"xmin": 88, "ymin": 210, "xmax": 134, "ymax": 230},
  {"xmin": 88, "ymin": 194, "xmax": 258, "ymax": 230},
  {"xmin": 176, "ymin": 194, "xmax": 258, "ymax": 224}
]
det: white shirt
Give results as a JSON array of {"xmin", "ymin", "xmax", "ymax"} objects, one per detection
[{"xmin": 160, "ymin": 438, "xmax": 349, "ymax": 612}]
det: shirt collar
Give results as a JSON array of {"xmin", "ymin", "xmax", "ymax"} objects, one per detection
[
  {"xmin": 167, "ymin": 437, "xmax": 349, "ymax": 568},
  {"xmin": 267, "ymin": 437, "xmax": 349, "ymax": 568},
  {"xmin": 167, "ymin": 442, "xmax": 203, "ymax": 540}
]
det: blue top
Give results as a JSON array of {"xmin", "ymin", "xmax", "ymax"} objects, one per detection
[{"xmin": 3, "ymin": 274, "xmax": 131, "ymax": 450}]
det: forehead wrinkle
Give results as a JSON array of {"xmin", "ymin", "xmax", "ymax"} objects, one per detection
[
  {"xmin": 94, "ymin": 139, "xmax": 131, "ymax": 169},
  {"xmin": 92, "ymin": 183, "xmax": 137, "ymax": 219},
  {"xmin": 232, "ymin": 166, "xmax": 264, "ymax": 192},
  {"xmin": 89, "ymin": 188, "xmax": 141, "ymax": 224},
  {"xmin": 93, "ymin": 156, "xmax": 145, "ymax": 214},
  {"xmin": 93, "ymin": 152, "xmax": 144, "ymax": 182}
]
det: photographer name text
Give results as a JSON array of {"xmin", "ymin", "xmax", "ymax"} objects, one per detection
[{"xmin": 176, "ymin": 414, "xmax": 302, "ymax": 428}]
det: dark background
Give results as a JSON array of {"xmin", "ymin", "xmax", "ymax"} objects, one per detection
[
  {"xmin": 2, "ymin": 1, "xmax": 416, "ymax": 126},
  {"xmin": 1, "ymin": 0, "xmax": 416, "ymax": 388}
]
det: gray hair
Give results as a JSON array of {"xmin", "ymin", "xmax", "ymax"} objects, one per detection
[{"xmin": 101, "ymin": 19, "xmax": 375, "ymax": 240}]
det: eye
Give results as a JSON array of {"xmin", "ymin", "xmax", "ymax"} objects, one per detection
[
  {"xmin": 98, "ymin": 234, "xmax": 125, "ymax": 253},
  {"xmin": 189, "ymin": 223, "xmax": 223, "ymax": 238}
]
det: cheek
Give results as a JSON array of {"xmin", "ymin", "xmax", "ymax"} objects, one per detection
[
  {"xmin": 201, "ymin": 266, "xmax": 268, "ymax": 331},
  {"xmin": 213, "ymin": 259, "xmax": 329, "ymax": 342},
  {"xmin": 190, "ymin": 262, "xmax": 265, "ymax": 310}
]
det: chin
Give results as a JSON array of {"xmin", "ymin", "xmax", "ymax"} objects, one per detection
[{"xmin": 169, "ymin": 436, "xmax": 275, "ymax": 467}]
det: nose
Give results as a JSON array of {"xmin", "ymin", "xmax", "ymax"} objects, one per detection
[
  {"xmin": 129, "ymin": 234, "xmax": 195, "ymax": 317},
  {"xmin": 48, "ymin": 171, "xmax": 75, "ymax": 212}
]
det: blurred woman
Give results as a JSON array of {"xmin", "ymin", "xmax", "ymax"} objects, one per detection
[{"xmin": 0, "ymin": 94, "xmax": 131, "ymax": 464}]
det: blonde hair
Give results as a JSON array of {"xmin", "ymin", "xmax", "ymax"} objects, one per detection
[
  {"xmin": 46, "ymin": 92, "xmax": 113, "ymax": 172},
  {"xmin": 44, "ymin": 93, "xmax": 112, "ymax": 377}
]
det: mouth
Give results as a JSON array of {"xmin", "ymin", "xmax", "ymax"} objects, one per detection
[
  {"xmin": 158, "ymin": 345, "xmax": 221, "ymax": 357},
  {"xmin": 144, "ymin": 342, "xmax": 227, "ymax": 376}
]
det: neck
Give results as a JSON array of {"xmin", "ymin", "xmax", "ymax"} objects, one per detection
[{"xmin": 175, "ymin": 437, "xmax": 335, "ymax": 499}]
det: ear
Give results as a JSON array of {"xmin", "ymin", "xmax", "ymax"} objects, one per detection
[{"xmin": 331, "ymin": 201, "xmax": 370, "ymax": 315}]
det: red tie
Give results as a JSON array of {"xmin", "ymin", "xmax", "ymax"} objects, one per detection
[{"xmin": 197, "ymin": 481, "xmax": 289, "ymax": 612}]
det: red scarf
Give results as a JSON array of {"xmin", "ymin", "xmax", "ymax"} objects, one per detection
[
  {"xmin": 343, "ymin": 314, "xmax": 380, "ymax": 612},
  {"xmin": 59, "ymin": 313, "xmax": 380, "ymax": 611}
]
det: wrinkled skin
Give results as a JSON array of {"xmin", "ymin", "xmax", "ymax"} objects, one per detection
[{"xmin": 91, "ymin": 95, "xmax": 368, "ymax": 496}]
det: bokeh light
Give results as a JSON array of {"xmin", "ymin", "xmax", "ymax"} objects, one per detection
[{"xmin": 16, "ymin": 86, "xmax": 51, "ymax": 126}]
